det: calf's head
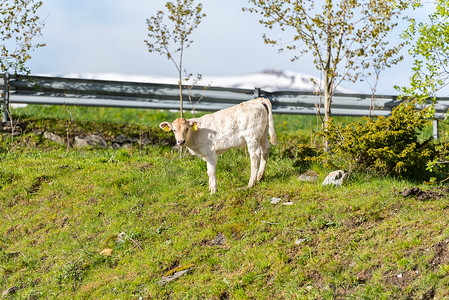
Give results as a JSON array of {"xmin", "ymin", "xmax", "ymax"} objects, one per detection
[{"xmin": 159, "ymin": 118, "xmax": 198, "ymax": 147}]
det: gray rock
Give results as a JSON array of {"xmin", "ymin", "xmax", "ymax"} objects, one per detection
[
  {"xmin": 121, "ymin": 143, "xmax": 133, "ymax": 149},
  {"xmin": 270, "ymin": 197, "xmax": 282, "ymax": 204},
  {"xmin": 138, "ymin": 138, "xmax": 151, "ymax": 146},
  {"xmin": 298, "ymin": 170, "xmax": 319, "ymax": 182},
  {"xmin": 112, "ymin": 135, "xmax": 150, "ymax": 148},
  {"xmin": 295, "ymin": 238, "xmax": 307, "ymax": 245},
  {"xmin": 211, "ymin": 233, "xmax": 226, "ymax": 246},
  {"xmin": 112, "ymin": 143, "xmax": 122, "ymax": 149},
  {"xmin": 157, "ymin": 269, "xmax": 191, "ymax": 286},
  {"xmin": 2, "ymin": 286, "xmax": 19, "ymax": 297},
  {"xmin": 74, "ymin": 135, "xmax": 107, "ymax": 148},
  {"xmin": 322, "ymin": 170, "xmax": 347, "ymax": 186},
  {"xmin": 44, "ymin": 131, "xmax": 65, "ymax": 144},
  {"xmin": 1, "ymin": 121, "xmax": 23, "ymax": 135},
  {"xmin": 112, "ymin": 134, "xmax": 132, "ymax": 144}
]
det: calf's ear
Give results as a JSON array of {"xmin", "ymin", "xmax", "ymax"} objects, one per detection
[
  {"xmin": 190, "ymin": 121, "xmax": 198, "ymax": 131},
  {"xmin": 159, "ymin": 122, "xmax": 172, "ymax": 132}
]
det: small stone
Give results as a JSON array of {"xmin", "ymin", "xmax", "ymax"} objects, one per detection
[
  {"xmin": 282, "ymin": 202, "xmax": 294, "ymax": 206},
  {"xmin": 138, "ymin": 138, "xmax": 151, "ymax": 146},
  {"xmin": 44, "ymin": 131, "xmax": 65, "ymax": 144},
  {"xmin": 1, "ymin": 120, "xmax": 23, "ymax": 135},
  {"xmin": 397, "ymin": 273, "xmax": 403, "ymax": 278},
  {"xmin": 158, "ymin": 268, "xmax": 191, "ymax": 286},
  {"xmin": 32, "ymin": 130, "xmax": 44, "ymax": 135},
  {"xmin": 2, "ymin": 286, "xmax": 19, "ymax": 297},
  {"xmin": 112, "ymin": 134, "xmax": 131, "ymax": 144},
  {"xmin": 295, "ymin": 238, "xmax": 306, "ymax": 245},
  {"xmin": 270, "ymin": 197, "xmax": 281, "ymax": 204},
  {"xmin": 298, "ymin": 170, "xmax": 319, "ymax": 182},
  {"xmin": 211, "ymin": 233, "xmax": 226, "ymax": 246},
  {"xmin": 74, "ymin": 135, "xmax": 107, "ymax": 148},
  {"xmin": 116, "ymin": 232, "xmax": 127, "ymax": 243},
  {"xmin": 322, "ymin": 170, "xmax": 347, "ymax": 186}
]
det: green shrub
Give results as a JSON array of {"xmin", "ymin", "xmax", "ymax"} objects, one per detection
[
  {"xmin": 321, "ymin": 102, "xmax": 436, "ymax": 178},
  {"xmin": 275, "ymin": 132, "xmax": 322, "ymax": 171},
  {"xmin": 427, "ymin": 133, "xmax": 449, "ymax": 181}
]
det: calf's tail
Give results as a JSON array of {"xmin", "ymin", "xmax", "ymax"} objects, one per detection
[{"xmin": 259, "ymin": 98, "xmax": 277, "ymax": 145}]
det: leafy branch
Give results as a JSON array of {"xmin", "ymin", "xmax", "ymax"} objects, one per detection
[
  {"xmin": 0, "ymin": 0, "xmax": 46, "ymax": 74},
  {"xmin": 244, "ymin": 0, "xmax": 410, "ymax": 135},
  {"xmin": 145, "ymin": 0, "xmax": 206, "ymax": 118}
]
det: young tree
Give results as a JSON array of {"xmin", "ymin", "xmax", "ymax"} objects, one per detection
[
  {"xmin": 245, "ymin": 0, "xmax": 410, "ymax": 129},
  {"xmin": 145, "ymin": 0, "xmax": 206, "ymax": 118},
  {"xmin": 0, "ymin": 0, "xmax": 45, "ymax": 74},
  {"xmin": 398, "ymin": 0, "xmax": 449, "ymax": 102}
]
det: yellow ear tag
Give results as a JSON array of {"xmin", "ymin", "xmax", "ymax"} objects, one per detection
[
  {"xmin": 163, "ymin": 125, "xmax": 171, "ymax": 132},
  {"xmin": 192, "ymin": 123, "xmax": 198, "ymax": 131}
]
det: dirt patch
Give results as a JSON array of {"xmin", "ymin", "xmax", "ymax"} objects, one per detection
[
  {"xmin": 27, "ymin": 175, "xmax": 52, "ymax": 194},
  {"xmin": 421, "ymin": 287, "xmax": 436, "ymax": 300},
  {"xmin": 430, "ymin": 239, "xmax": 449, "ymax": 269},
  {"xmin": 162, "ymin": 260, "xmax": 180, "ymax": 275},
  {"xmin": 382, "ymin": 270, "xmax": 417, "ymax": 289},
  {"xmin": 401, "ymin": 187, "xmax": 447, "ymax": 201},
  {"xmin": 344, "ymin": 213, "xmax": 379, "ymax": 230},
  {"xmin": 344, "ymin": 216, "xmax": 366, "ymax": 229},
  {"xmin": 306, "ymin": 269, "xmax": 323, "ymax": 288},
  {"xmin": 56, "ymin": 216, "xmax": 69, "ymax": 228},
  {"xmin": 355, "ymin": 267, "xmax": 375, "ymax": 283},
  {"xmin": 137, "ymin": 163, "xmax": 154, "ymax": 171}
]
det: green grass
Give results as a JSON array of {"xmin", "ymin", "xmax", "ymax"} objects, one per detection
[
  {"xmin": 1, "ymin": 105, "xmax": 448, "ymax": 299},
  {"xmin": 11, "ymin": 104, "xmax": 358, "ymax": 132},
  {"xmin": 12, "ymin": 104, "xmax": 444, "ymax": 139}
]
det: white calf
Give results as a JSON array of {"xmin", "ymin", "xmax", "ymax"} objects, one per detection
[{"xmin": 159, "ymin": 98, "xmax": 277, "ymax": 194}]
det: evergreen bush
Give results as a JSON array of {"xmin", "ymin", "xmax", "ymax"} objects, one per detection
[{"xmin": 321, "ymin": 102, "xmax": 436, "ymax": 178}]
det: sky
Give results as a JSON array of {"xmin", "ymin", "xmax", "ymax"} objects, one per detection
[{"xmin": 26, "ymin": 0, "xmax": 439, "ymax": 95}]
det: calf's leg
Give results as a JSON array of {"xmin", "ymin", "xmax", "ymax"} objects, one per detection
[
  {"xmin": 206, "ymin": 155, "xmax": 218, "ymax": 194},
  {"xmin": 257, "ymin": 136, "xmax": 271, "ymax": 181},
  {"xmin": 247, "ymin": 140, "xmax": 261, "ymax": 188}
]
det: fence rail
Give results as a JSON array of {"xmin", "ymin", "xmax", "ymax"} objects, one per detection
[{"xmin": 1, "ymin": 73, "xmax": 448, "ymax": 137}]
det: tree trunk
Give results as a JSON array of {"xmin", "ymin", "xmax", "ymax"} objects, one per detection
[
  {"xmin": 178, "ymin": 73, "xmax": 183, "ymax": 118},
  {"xmin": 323, "ymin": 0, "xmax": 333, "ymax": 152},
  {"xmin": 323, "ymin": 70, "xmax": 332, "ymax": 127},
  {"xmin": 323, "ymin": 38, "xmax": 334, "ymax": 151},
  {"xmin": 323, "ymin": 68, "xmax": 332, "ymax": 152}
]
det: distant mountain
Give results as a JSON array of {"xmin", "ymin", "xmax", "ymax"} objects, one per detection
[{"xmin": 41, "ymin": 69, "xmax": 355, "ymax": 94}]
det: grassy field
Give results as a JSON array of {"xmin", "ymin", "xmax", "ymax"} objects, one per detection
[{"xmin": 1, "ymin": 105, "xmax": 449, "ymax": 299}]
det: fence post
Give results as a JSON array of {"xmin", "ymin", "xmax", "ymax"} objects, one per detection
[
  {"xmin": 2, "ymin": 72, "xmax": 10, "ymax": 122},
  {"xmin": 254, "ymin": 88, "xmax": 261, "ymax": 98},
  {"xmin": 433, "ymin": 119, "xmax": 439, "ymax": 139}
]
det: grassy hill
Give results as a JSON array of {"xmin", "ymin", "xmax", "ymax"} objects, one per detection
[{"xmin": 1, "ymin": 106, "xmax": 448, "ymax": 299}]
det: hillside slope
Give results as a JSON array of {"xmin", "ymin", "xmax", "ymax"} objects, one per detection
[{"xmin": 1, "ymin": 114, "xmax": 449, "ymax": 299}]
